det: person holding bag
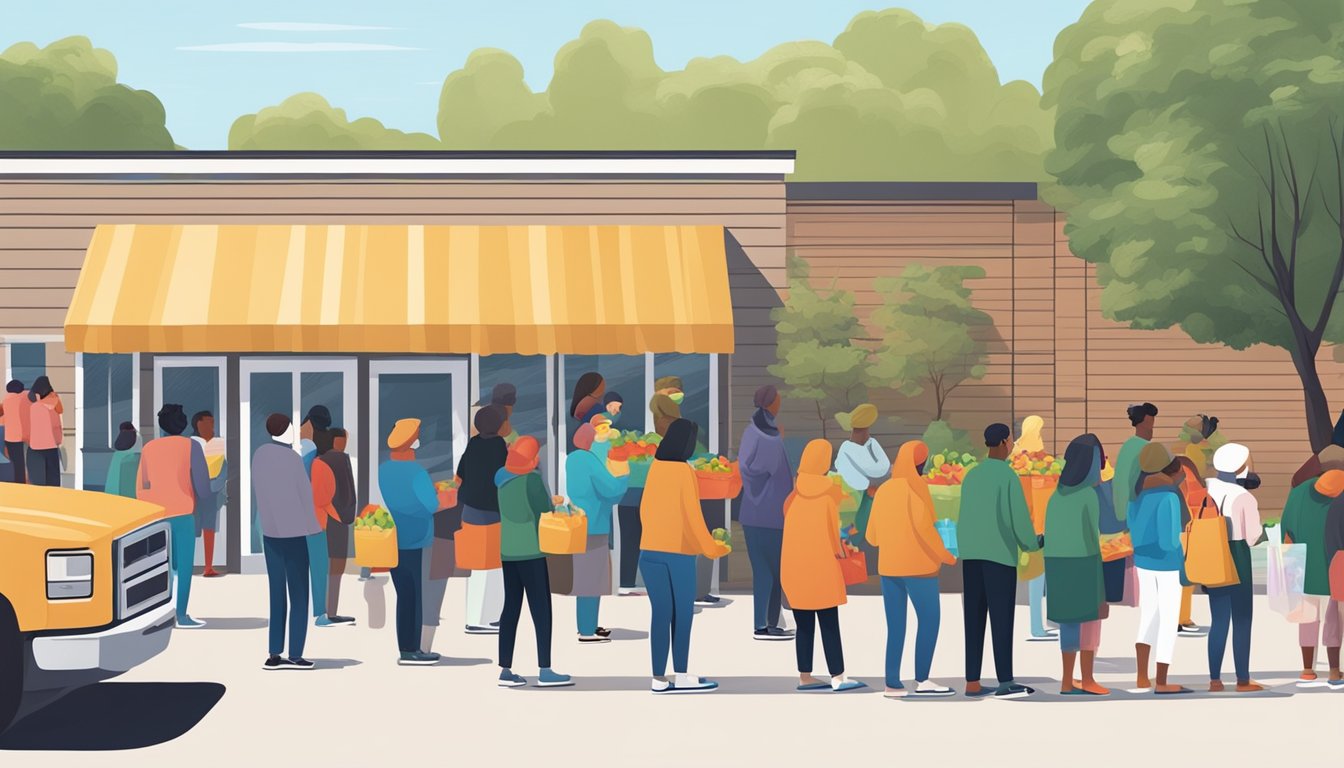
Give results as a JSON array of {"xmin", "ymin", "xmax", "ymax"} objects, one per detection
[
  {"xmin": 566, "ymin": 418, "xmax": 630, "ymax": 643},
  {"xmin": 457, "ymin": 405, "xmax": 510, "ymax": 634},
  {"xmin": 1282, "ymin": 469, "xmax": 1344, "ymax": 687},
  {"xmin": 639, "ymin": 419, "xmax": 730, "ymax": 694},
  {"xmin": 1045, "ymin": 436, "xmax": 1109, "ymax": 696},
  {"xmin": 1204, "ymin": 443, "xmax": 1264, "ymax": 692}
]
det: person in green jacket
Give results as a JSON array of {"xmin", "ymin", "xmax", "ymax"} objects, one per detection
[
  {"xmin": 1113, "ymin": 403, "xmax": 1158, "ymax": 523},
  {"xmin": 104, "ymin": 421, "xmax": 140, "ymax": 498},
  {"xmin": 1046, "ymin": 435, "xmax": 1109, "ymax": 696},
  {"xmin": 1282, "ymin": 469, "xmax": 1344, "ymax": 687},
  {"xmin": 494, "ymin": 435, "xmax": 572, "ymax": 688},
  {"xmin": 958, "ymin": 423, "xmax": 1041, "ymax": 699}
]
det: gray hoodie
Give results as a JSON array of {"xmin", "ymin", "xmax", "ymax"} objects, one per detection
[{"xmin": 252, "ymin": 440, "xmax": 319, "ymax": 539}]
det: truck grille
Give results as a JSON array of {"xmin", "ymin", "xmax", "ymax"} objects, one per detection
[{"xmin": 115, "ymin": 521, "xmax": 172, "ymax": 620}]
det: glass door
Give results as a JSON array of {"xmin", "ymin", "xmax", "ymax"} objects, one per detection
[
  {"xmin": 240, "ymin": 358, "xmax": 358, "ymax": 566},
  {"xmin": 368, "ymin": 360, "xmax": 469, "ymax": 504},
  {"xmin": 154, "ymin": 356, "xmax": 226, "ymax": 569}
]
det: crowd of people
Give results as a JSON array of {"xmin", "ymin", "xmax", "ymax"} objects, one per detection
[{"xmin": 11, "ymin": 366, "xmax": 1344, "ymax": 698}]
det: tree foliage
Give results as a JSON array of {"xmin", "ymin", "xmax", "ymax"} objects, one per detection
[
  {"xmin": 870, "ymin": 264, "xmax": 990, "ymax": 421},
  {"xmin": 0, "ymin": 36, "xmax": 174, "ymax": 149},
  {"xmin": 769, "ymin": 254, "xmax": 870, "ymax": 439},
  {"xmin": 1044, "ymin": 0, "xmax": 1344, "ymax": 449},
  {"xmin": 229, "ymin": 93, "xmax": 441, "ymax": 150}
]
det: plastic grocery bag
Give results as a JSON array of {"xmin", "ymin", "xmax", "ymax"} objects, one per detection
[
  {"xmin": 929, "ymin": 485, "xmax": 961, "ymax": 523},
  {"xmin": 354, "ymin": 504, "xmax": 399, "ymax": 569},
  {"xmin": 1266, "ymin": 526, "xmax": 1310, "ymax": 621},
  {"xmin": 935, "ymin": 518, "xmax": 958, "ymax": 557}
]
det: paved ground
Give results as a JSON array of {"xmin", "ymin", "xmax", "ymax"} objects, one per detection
[{"xmin": 5, "ymin": 572, "xmax": 1342, "ymax": 766}]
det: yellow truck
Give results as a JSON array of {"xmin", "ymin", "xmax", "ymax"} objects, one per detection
[{"xmin": 0, "ymin": 484, "xmax": 174, "ymax": 732}]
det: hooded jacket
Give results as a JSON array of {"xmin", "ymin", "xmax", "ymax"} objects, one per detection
[
  {"xmin": 866, "ymin": 441, "xmax": 954, "ymax": 577},
  {"xmin": 495, "ymin": 466, "xmax": 552, "ymax": 561},
  {"xmin": 1129, "ymin": 481, "xmax": 1183, "ymax": 571},
  {"xmin": 737, "ymin": 416, "xmax": 793, "ymax": 529},
  {"xmin": 781, "ymin": 440, "xmax": 848, "ymax": 611},
  {"xmin": 565, "ymin": 441, "xmax": 628, "ymax": 536}
]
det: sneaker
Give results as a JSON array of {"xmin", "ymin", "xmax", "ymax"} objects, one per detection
[
  {"xmin": 465, "ymin": 625, "xmax": 499, "ymax": 635},
  {"xmin": 262, "ymin": 655, "xmax": 287, "ymax": 671},
  {"xmin": 176, "ymin": 616, "xmax": 206, "ymax": 629},
  {"xmin": 832, "ymin": 679, "xmax": 867, "ymax": 692},
  {"xmin": 595, "ymin": 627, "xmax": 612, "ymax": 638},
  {"xmin": 537, "ymin": 668, "xmax": 574, "ymax": 688},
  {"xmin": 398, "ymin": 651, "xmax": 439, "ymax": 666},
  {"xmin": 654, "ymin": 674, "xmax": 717, "ymax": 694},
  {"xmin": 912, "ymin": 680, "xmax": 956, "ymax": 697},
  {"xmin": 329, "ymin": 615, "xmax": 356, "ymax": 625},
  {"xmin": 753, "ymin": 627, "xmax": 794, "ymax": 641},
  {"xmin": 498, "ymin": 669, "xmax": 527, "ymax": 688},
  {"xmin": 287, "ymin": 657, "xmax": 315, "ymax": 670},
  {"xmin": 994, "ymin": 683, "xmax": 1036, "ymax": 699},
  {"xmin": 1178, "ymin": 624, "xmax": 1207, "ymax": 637},
  {"xmin": 1025, "ymin": 631, "xmax": 1057, "ymax": 642},
  {"xmin": 420, "ymin": 650, "xmax": 441, "ymax": 662},
  {"xmin": 619, "ymin": 588, "xmax": 646, "ymax": 597},
  {"xmin": 694, "ymin": 595, "xmax": 721, "ymax": 607},
  {"xmin": 315, "ymin": 615, "xmax": 335, "ymax": 627},
  {"xmin": 1328, "ymin": 678, "xmax": 1344, "ymax": 691},
  {"xmin": 578, "ymin": 634, "xmax": 611, "ymax": 644},
  {"xmin": 651, "ymin": 677, "xmax": 672, "ymax": 692}
]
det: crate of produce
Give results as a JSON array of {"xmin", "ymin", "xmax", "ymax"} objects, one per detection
[{"xmin": 692, "ymin": 455, "xmax": 741, "ymax": 500}]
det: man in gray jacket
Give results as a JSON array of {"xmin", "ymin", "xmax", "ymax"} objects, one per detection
[{"xmin": 253, "ymin": 413, "xmax": 320, "ymax": 670}]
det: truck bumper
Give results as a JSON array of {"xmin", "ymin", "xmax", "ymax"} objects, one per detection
[{"xmin": 28, "ymin": 603, "xmax": 174, "ymax": 682}]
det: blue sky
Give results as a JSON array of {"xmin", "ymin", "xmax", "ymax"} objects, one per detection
[{"xmin": 7, "ymin": 1, "xmax": 1091, "ymax": 149}]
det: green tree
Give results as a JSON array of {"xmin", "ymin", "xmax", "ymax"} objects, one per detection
[
  {"xmin": 1044, "ymin": 0, "xmax": 1344, "ymax": 450},
  {"xmin": 0, "ymin": 37, "xmax": 174, "ymax": 149},
  {"xmin": 769, "ymin": 253, "xmax": 869, "ymax": 439},
  {"xmin": 869, "ymin": 264, "xmax": 990, "ymax": 422},
  {"xmin": 230, "ymin": 93, "xmax": 441, "ymax": 150}
]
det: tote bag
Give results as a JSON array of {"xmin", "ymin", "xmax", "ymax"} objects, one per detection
[{"xmin": 1182, "ymin": 498, "xmax": 1238, "ymax": 588}]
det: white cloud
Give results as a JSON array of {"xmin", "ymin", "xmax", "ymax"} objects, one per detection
[
  {"xmin": 238, "ymin": 22, "xmax": 400, "ymax": 32},
  {"xmin": 178, "ymin": 42, "xmax": 421, "ymax": 52}
]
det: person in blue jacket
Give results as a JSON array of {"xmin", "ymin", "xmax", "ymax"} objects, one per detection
[
  {"xmin": 379, "ymin": 418, "xmax": 454, "ymax": 666},
  {"xmin": 1128, "ymin": 442, "xmax": 1191, "ymax": 695},
  {"xmin": 566, "ymin": 417, "xmax": 630, "ymax": 642}
]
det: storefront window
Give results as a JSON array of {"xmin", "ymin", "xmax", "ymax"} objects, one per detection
[
  {"xmin": 80, "ymin": 353, "xmax": 134, "ymax": 492},
  {"xmin": 248, "ymin": 372, "xmax": 292, "ymax": 554},
  {"xmin": 562, "ymin": 355, "xmax": 645, "ymax": 448},
  {"xmin": 479, "ymin": 354, "xmax": 549, "ymax": 483},
  {"xmin": 653, "ymin": 353, "xmax": 711, "ymax": 449},
  {"xmin": 160, "ymin": 366, "xmax": 220, "ymax": 439},
  {"xmin": 300, "ymin": 371, "xmax": 345, "ymax": 432},
  {"xmin": 9, "ymin": 343, "xmax": 45, "ymax": 387},
  {"xmin": 375, "ymin": 373, "xmax": 456, "ymax": 482}
]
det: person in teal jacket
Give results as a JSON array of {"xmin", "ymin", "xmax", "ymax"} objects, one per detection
[
  {"xmin": 1128, "ymin": 442, "xmax": 1190, "ymax": 695},
  {"xmin": 104, "ymin": 421, "xmax": 140, "ymax": 498},
  {"xmin": 565, "ymin": 419, "xmax": 630, "ymax": 641},
  {"xmin": 379, "ymin": 418, "xmax": 452, "ymax": 666}
]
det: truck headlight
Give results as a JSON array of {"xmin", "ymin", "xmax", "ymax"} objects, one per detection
[{"xmin": 47, "ymin": 550, "xmax": 94, "ymax": 600}]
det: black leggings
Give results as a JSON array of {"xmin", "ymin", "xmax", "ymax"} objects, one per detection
[
  {"xmin": 28, "ymin": 447, "xmax": 60, "ymax": 487},
  {"xmin": 962, "ymin": 559, "xmax": 1017, "ymax": 684},
  {"xmin": 794, "ymin": 607, "xmax": 844, "ymax": 676},
  {"xmin": 500, "ymin": 557, "xmax": 553, "ymax": 670}
]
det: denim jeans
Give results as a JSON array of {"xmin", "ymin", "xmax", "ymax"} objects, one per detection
[
  {"xmin": 262, "ymin": 535, "xmax": 310, "ymax": 658},
  {"xmin": 577, "ymin": 596, "xmax": 602, "ymax": 636},
  {"xmin": 1028, "ymin": 576, "xmax": 1048, "ymax": 635},
  {"xmin": 305, "ymin": 530, "xmax": 329, "ymax": 618},
  {"xmin": 167, "ymin": 514, "xmax": 197, "ymax": 620},
  {"xmin": 744, "ymin": 525, "xmax": 784, "ymax": 631},
  {"xmin": 390, "ymin": 547, "xmax": 426, "ymax": 653},
  {"xmin": 640, "ymin": 550, "xmax": 697, "ymax": 677},
  {"xmin": 881, "ymin": 575, "xmax": 940, "ymax": 686}
]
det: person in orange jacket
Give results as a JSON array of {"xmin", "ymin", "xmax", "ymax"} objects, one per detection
[
  {"xmin": 781, "ymin": 439, "xmax": 866, "ymax": 693},
  {"xmin": 867, "ymin": 440, "xmax": 957, "ymax": 697},
  {"xmin": 638, "ymin": 418, "xmax": 730, "ymax": 694}
]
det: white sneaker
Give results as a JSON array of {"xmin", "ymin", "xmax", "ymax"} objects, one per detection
[
  {"xmin": 913, "ymin": 680, "xmax": 956, "ymax": 697},
  {"xmin": 651, "ymin": 677, "xmax": 671, "ymax": 692}
]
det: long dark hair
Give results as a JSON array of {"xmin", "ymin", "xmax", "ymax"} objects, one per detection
[
  {"xmin": 1059, "ymin": 436, "xmax": 1099, "ymax": 488},
  {"xmin": 656, "ymin": 418, "xmax": 698, "ymax": 463},
  {"xmin": 569, "ymin": 372, "xmax": 604, "ymax": 419},
  {"xmin": 28, "ymin": 375, "xmax": 53, "ymax": 401}
]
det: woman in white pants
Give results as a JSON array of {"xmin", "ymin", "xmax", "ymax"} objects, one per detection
[{"xmin": 1128, "ymin": 443, "xmax": 1191, "ymax": 694}]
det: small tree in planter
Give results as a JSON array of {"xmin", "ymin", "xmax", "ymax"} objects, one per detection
[{"xmin": 770, "ymin": 253, "xmax": 870, "ymax": 440}]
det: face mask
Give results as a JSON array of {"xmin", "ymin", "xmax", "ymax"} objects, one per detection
[
  {"xmin": 669, "ymin": 392, "xmax": 685, "ymax": 405},
  {"xmin": 411, "ymin": 439, "xmax": 421, "ymax": 451},
  {"xmin": 1236, "ymin": 472, "xmax": 1261, "ymax": 491}
]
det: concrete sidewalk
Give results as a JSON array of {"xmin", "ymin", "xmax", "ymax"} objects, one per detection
[{"xmin": 5, "ymin": 572, "xmax": 1341, "ymax": 766}]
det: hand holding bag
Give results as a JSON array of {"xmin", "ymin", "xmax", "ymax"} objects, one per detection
[{"xmin": 1182, "ymin": 498, "xmax": 1239, "ymax": 589}]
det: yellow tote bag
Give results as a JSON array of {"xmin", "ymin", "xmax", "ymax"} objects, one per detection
[{"xmin": 1182, "ymin": 500, "xmax": 1238, "ymax": 588}]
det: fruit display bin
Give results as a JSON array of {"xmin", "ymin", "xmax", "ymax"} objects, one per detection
[
  {"xmin": 929, "ymin": 485, "xmax": 962, "ymax": 522},
  {"xmin": 693, "ymin": 454, "xmax": 741, "ymax": 500}
]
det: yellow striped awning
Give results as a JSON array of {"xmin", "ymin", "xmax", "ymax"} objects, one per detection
[{"xmin": 64, "ymin": 224, "xmax": 735, "ymax": 355}]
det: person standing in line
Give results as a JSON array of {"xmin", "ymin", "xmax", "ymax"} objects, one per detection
[
  {"xmin": 1129, "ymin": 443, "xmax": 1191, "ymax": 694},
  {"xmin": 25, "ymin": 376, "xmax": 63, "ymax": 487},
  {"xmin": 138, "ymin": 404, "xmax": 213, "ymax": 629},
  {"xmin": 1045, "ymin": 435, "xmax": 1109, "ymax": 696},
  {"xmin": 421, "ymin": 406, "xmax": 477, "ymax": 652},
  {"xmin": 298, "ymin": 405, "xmax": 332, "ymax": 476},
  {"xmin": 957, "ymin": 423, "xmax": 1040, "ymax": 699},
  {"xmin": 104, "ymin": 422, "xmax": 140, "ymax": 498},
  {"xmin": 639, "ymin": 418, "xmax": 730, "ymax": 693},
  {"xmin": 252, "ymin": 413, "xmax": 317, "ymax": 670},
  {"xmin": 1325, "ymin": 479, "xmax": 1344, "ymax": 691},
  {"xmin": 566, "ymin": 418, "xmax": 630, "ymax": 643},
  {"xmin": 648, "ymin": 376, "xmax": 684, "ymax": 438},
  {"xmin": 0, "ymin": 379, "xmax": 29, "ymax": 484},
  {"xmin": 190, "ymin": 411, "xmax": 228, "ymax": 579},
  {"xmin": 458, "ymin": 405, "xmax": 510, "ymax": 634},
  {"xmin": 569, "ymin": 372, "xmax": 606, "ymax": 447},
  {"xmin": 302, "ymin": 424, "xmax": 353, "ymax": 629},
  {"xmin": 1204, "ymin": 443, "xmax": 1264, "ymax": 693},
  {"xmin": 1293, "ymin": 421, "xmax": 1344, "ymax": 488},
  {"xmin": 867, "ymin": 440, "xmax": 956, "ymax": 697},
  {"xmin": 380, "ymin": 418, "xmax": 452, "ymax": 666},
  {"xmin": 491, "ymin": 383, "xmax": 520, "ymax": 445},
  {"xmin": 312, "ymin": 427, "xmax": 358, "ymax": 625},
  {"xmin": 1282, "ymin": 469, "xmax": 1344, "ymax": 688},
  {"xmin": 739, "ymin": 385, "xmax": 795, "ymax": 642},
  {"xmin": 495, "ymin": 436, "xmax": 572, "ymax": 687},
  {"xmin": 781, "ymin": 439, "xmax": 865, "ymax": 693},
  {"xmin": 833, "ymin": 404, "xmax": 890, "ymax": 576},
  {"xmin": 1173, "ymin": 414, "xmax": 1222, "ymax": 636},
  {"xmin": 1011, "ymin": 415, "xmax": 1054, "ymax": 641},
  {"xmin": 1114, "ymin": 402, "xmax": 1159, "ymax": 524}
]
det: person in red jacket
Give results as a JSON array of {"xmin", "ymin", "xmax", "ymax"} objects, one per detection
[{"xmin": 313, "ymin": 428, "xmax": 358, "ymax": 625}]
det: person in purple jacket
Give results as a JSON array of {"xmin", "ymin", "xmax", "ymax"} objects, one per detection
[{"xmin": 739, "ymin": 385, "xmax": 796, "ymax": 641}]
